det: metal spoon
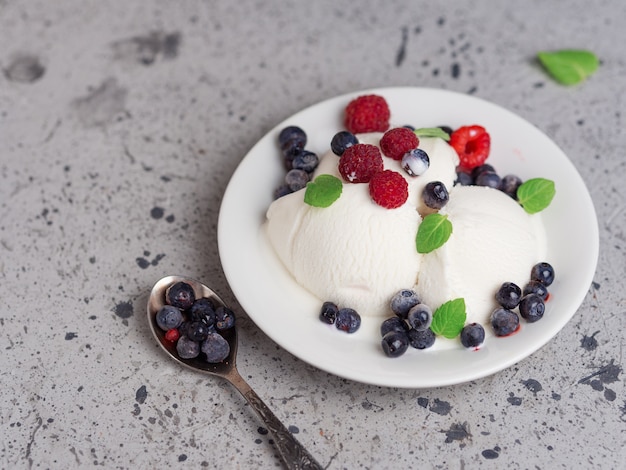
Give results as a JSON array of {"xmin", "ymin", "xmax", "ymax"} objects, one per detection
[{"xmin": 147, "ymin": 275, "xmax": 323, "ymax": 470}]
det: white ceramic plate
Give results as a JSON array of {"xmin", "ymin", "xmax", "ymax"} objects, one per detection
[{"xmin": 218, "ymin": 87, "xmax": 599, "ymax": 388}]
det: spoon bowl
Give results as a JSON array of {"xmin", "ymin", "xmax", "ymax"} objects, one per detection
[{"xmin": 147, "ymin": 275, "xmax": 322, "ymax": 470}]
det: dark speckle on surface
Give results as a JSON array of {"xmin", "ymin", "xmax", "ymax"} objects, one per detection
[
  {"xmin": 135, "ymin": 385, "xmax": 148, "ymax": 404},
  {"xmin": 580, "ymin": 331, "xmax": 600, "ymax": 351},
  {"xmin": 395, "ymin": 26, "xmax": 409, "ymax": 67},
  {"xmin": 507, "ymin": 393, "xmax": 522, "ymax": 406},
  {"xmin": 150, "ymin": 207, "xmax": 165, "ymax": 219},
  {"xmin": 482, "ymin": 448, "xmax": 499, "ymax": 459},
  {"xmin": 3, "ymin": 55, "xmax": 45, "ymax": 83},
  {"xmin": 522, "ymin": 379, "xmax": 543, "ymax": 395},
  {"xmin": 111, "ymin": 31, "xmax": 181, "ymax": 65},
  {"xmin": 579, "ymin": 360, "xmax": 622, "ymax": 389},
  {"xmin": 417, "ymin": 397, "xmax": 429, "ymax": 408},
  {"xmin": 442, "ymin": 422, "xmax": 470, "ymax": 444},
  {"xmin": 430, "ymin": 398, "xmax": 452, "ymax": 416},
  {"xmin": 113, "ymin": 300, "xmax": 133, "ymax": 319},
  {"xmin": 72, "ymin": 77, "xmax": 128, "ymax": 127},
  {"xmin": 65, "ymin": 332, "xmax": 78, "ymax": 340}
]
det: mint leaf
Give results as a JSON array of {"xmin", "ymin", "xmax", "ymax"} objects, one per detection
[
  {"xmin": 517, "ymin": 178, "xmax": 555, "ymax": 214},
  {"xmin": 416, "ymin": 213, "xmax": 453, "ymax": 254},
  {"xmin": 430, "ymin": 298, "xmax": 466, "ymax": 339},
  {"xmin": 414, "ymin": 127, "xmax": 451, "ymax": 141},
  {"xmin": 537, "ymin": 49, "xmax": 599, "ymax": 85},
  {"xmin": 304, "ymin": 174, "xmax": 342, "ymax": 207}
]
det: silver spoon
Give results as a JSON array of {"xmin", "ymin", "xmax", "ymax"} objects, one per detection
[{"xmin": 147, "ymin": 275, "xmax": 323, "ymax": 470}]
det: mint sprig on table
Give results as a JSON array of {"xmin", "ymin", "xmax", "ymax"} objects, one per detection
[
  {"xmin": 517, "ymin": 177, "xmax": 555, "ymax": 214},
  {"xmin": 430, "ymin": 298, "xmax": 467, "ymax": 339},
  {"xmin": 416, "ymin": 213, "xmax": 453, "ymax": 254},
  {"xmin": 414, "ymin": 127, "xmax": 451, "ymax": 141},
  {"xmin": 537, "ymin": 49, "xmax": 599, "ymax": 86},
  {"xmin": 304, "ymin": 174, "xmax": 342, "ymax": 208}
]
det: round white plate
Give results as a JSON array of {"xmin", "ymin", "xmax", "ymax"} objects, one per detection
[{"xmin": 218, "ymin": 87, "xmax": 599, "ymax": 388}]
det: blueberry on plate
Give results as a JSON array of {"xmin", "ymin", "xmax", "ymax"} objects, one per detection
[
  {"xmin": 279, "ymin": 126, "xmax": 307, "ymax": 150},
  {"xmin": 460, "ymin": 323, "xmax": 485, "ymax": 349},
  {"xmin": 380, "ymin": 316, "xmax": 409, "ymax": 337},
  {"xmin": 523, "ymin": 280, "xmax": 549, "ymax": 300},
  {"xmin": 330, "ymin": 131, "xmax": 358, "ymax": 156},
  {"xmin": 531, "ymin": 262, "xmax": 555, "ymax": 286},
  {"xmin": 390, "ymin": 289, "xmax": 420, "ymax": 319},
  {"xmin": 381, "ymin": 331, "xmax": 409, "ymax": 358},
  {"xmin": 407, "ymin": 328, "xmax": 436, "ymax": 349},
  {"xmin": 319, "ymin": 301, "xmax": 339, "ymax": 325},
  {"xmin": 495, "ymin": 282, "xmax": 522, "ymax": 310},
  {"xmin": 519, "ymin": 293, "xmax": 545, "ymax": 322},
  {"xmin": 407, "ymin": 304, "xmax": 432, "ymax": 331},
  {"xmin": 491, "ymin": 308, "xmax": 520, "ymax": 337},
  {"xmin": 335, "ymin": 308, "xmax": 361, "ymax": 333}
]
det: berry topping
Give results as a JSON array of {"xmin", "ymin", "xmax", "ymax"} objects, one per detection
[
  {"xmin": 499, "ymin": 174, "xmax": 523, "ymax": 198},
  {"xmin": 187, "ymin": 320, "xmax": 210, "ymax": 342},
  {"xmin": 381, "ymin": 330, "xmax": 410, "ymax": 357},
  {"xmin": 156, "ymin": 305, "xmax": 184, "ymax": 331},
  {"xmin": 422, "ymin": 181, "xmax": 449, "ymax": 210},
  {"xmin": 460, "ymin": 323, "xmax": 485, "ymax": 349},
  {"xmin": 523, "ymin": 280, "xmax": 549, "ymax": 300},
  {"xmin": 390, "ymin": 289, "xmax": 421, "ymax": 319},
  {"xmin": 278, "ymin": 126, "xmax": 307, "ymax": 150},
  {"xmin": 495, "ymin": 282, "xmax": 522, "ymax": 310},
  {"xmin": 344, "ymin": 94, "xmax": 390, "ymax": 134},
  {"xmin": 380, "ymin": 127, "xmax": 419, "ymax": 161},
  {"xmin": 164, "ymin": 328, "xmax": 180, "ymax": 343},
  {"xmin": 190, "ymin": 298, "xmax": 216, "ymax": 326},
  {"xmin": 407, "ymin": 304, "xmax": 433, "ymax": 331},
  {"xmin": 291, "ymin": 150, "xmax": 319, "ymax": 173},
  {"xmin": 380, "ymin": 316, "xmax": 409, "ymax": 336},
  {"xmin": 176, "ymin": 335, "xmax": 201, "ymax": 359},
  {"xmin": 531, "ymin": 262, "xmax": 555, "ymax": 286},
  {"xmin": 519, "ymin": 293, "xmax": 545, "ymax": 322},
  {"xmin": 449, "ymin": 125, "xmax": 491, "ymax": 170},
  {"xmin": 369, "ymin": 170, "xmax": 409, "ymax": 209},
  {"xmin": 338, "ymin": 143, "xmax": 383, "ymax": 183},
  {"xmin": 201, "ymin": 331, "xmax": 231, "ymax": 363},
  {"xmin": 475, "ymin": 170, "xmax": 501, "ymax": 189},
  {"xmin": 319, "ymin": 301, "xmax": 339, "ymax": 325},
  {"xmin": 407, "ymin": 328, "xmax": 436, "ymax": 349},
  {"xmin": 285, "ymin": 168, "xmax": 310, "ymax": 191},
  {"xmin": 215, "ymin": 305, "xmax": 236, "ymax": 331},
  {"xmin": 166, "ymin": 282, "xmax": 196, "ymax": 310},
  {"xmin": 491, "ymin": 308, "xmax": 520, "ymax": 337},
  {"xmin": 401, "ymin": 148, "xmax": 430, "ymax": 177},
  {"xmin": 335, "ymin": 308, "xmax": 361, "ymax": 333},
  {"xmin": 331, "ymin": 131, "xmax": 358, "ymax": 156},
  {"xmin": 454, "ymin": 170, "xmax": 473, "ymax": 186}
]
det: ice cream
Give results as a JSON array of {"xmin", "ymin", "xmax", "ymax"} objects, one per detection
[
  {"xmin": 416, "ymin": 185, "xmax": 547, "ymax": 327},
  {"xmin": 264, "ymin": 129, "xmax": 548, "ymax": 339}
]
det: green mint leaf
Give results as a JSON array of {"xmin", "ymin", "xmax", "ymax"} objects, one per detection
[
  {"xmin": 430, "ymin": 298, "xmax": 466, "ymax": 339},
  {"xmin": 416, "ymin": 213, "xmax": 453, "ymax": 254},
  {"xmin": 537, "ymin": 49, "xmax": 599, "ymax": 85},
  {"xmin": 517, "ymin": 177, "xmax": 556, "ymax": 214},
  {"xmin": 304, "ymin": 174, "xmax": 342, "ymax": 208},
  {"xmin": 414, "ymin": 127, "xmax": 451, "ymax": 141}
]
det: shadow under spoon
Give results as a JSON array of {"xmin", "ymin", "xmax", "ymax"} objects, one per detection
[{"xmin": 147, "ymin": 275, "xmax": 323, "ymax": 470}]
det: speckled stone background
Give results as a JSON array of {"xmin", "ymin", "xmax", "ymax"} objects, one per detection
[{"xmin": 1, "ymin": 0, "xmax": 625, "ymax": 468}]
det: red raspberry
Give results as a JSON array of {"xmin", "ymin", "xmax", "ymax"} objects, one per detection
[
  {"xmin": 380, "ymin": 127, "xmax": 420, "ymax": 161},
  {"xmin": 338, "ymin": 143, "xmax": 384, "ymax": 183},
  {"xmin": 449, "ymin": 125, "xmax": 491, "ymax": 170},
  {"xmin": 164, "ymin": 328, "xmax": 180, "ymax": 343},
  {"xmin": 369, "ymin": 170, "xmax": 408, "ymax": 209},
  {"xmin": 344, "ymin": 95, "xmax": 391, "ymax": 134}
]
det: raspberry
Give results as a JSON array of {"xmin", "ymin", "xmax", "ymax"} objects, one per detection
[
  {"xmin": 449, "ymin": 125, "xmax": 491, "ymax": 170},
  {"xmin": 369, "ymin": 170, "xmax": 408, "ymax": 209},
  {"xmin": 344, "ymin": 95, "xmax": 391, "ymax": 134},
  {"xmin": 338, "ymin": 143, "xmax": 384, "ymax": 183},
  {"xmin": 380, "ymin": 127, "xmax": 419, "ymax": 161}
]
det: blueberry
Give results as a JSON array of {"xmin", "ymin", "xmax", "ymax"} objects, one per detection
[
  {"xmin": 519, "ymin": 293, "xmax": 545, "ymax": 323},
  {"xmin": 407, "ymin": 328, "xmax": 436, "ymax": 349},
  {"xmin": 407, "ymin": 304, "xmax": 432, "ymax": 331},
  {"xmin": 471, "ymin": 163, "xmax": 495, "ymax": 180},
  {"xmin": 291, "ymin": 150, "xmax": 319, "ymax": 173},
  {"xmin": 475, "ymin": 170, "xmax": 501, "ymax": 189},
  {"xmin": 330, "ymin": 131, "xmax": 358, "ymax": 156},
  {"xmin": 186, "ymin": 320, "xmax": 210, "ymax": 342},
  {"xmin": 278, "ymin": 126, "xmax": 307, "ymax": 150},
  {"xmin": 422, "ymin": 181, "xmax": 449, "ymax": 210},
  {"xmin": 190, "ymin": 298, "xmax": 216, "ymax": 326},
  {"xmin": 499, "ymin": 174, "xmax": 523, "ymax": 198},
  {"xmin": 401, "ymin": 149, "xmax": 430, "ymax": 177},
  {"xmin": 335, "ymin": 308, "xmax": 361, "ymax": 333},
  {"xmin": 215, "ymin": 305, "xmax": 236, "ymax": 331},
  {"xmin": 460, "ymin": 323, "xmax": 485, "ymax": 349},
  {"xmin": 390, "ymin": 289, "xmax": 420, "ymax": 319},
  {"xmin": 285, "ymin": 169, "xmax": 309, "ymax": 191},
  {"xmin": 176, "ymin": 335, "xmax": 200, "ymax": 359},
  {"xmin": 523, "ymin": 280, "xmax": 549, "ymax": 300},
  {"xmin": 166, "ymin": 282, "xmax": 196, "ymax": 310},
  {"xmin": 438, "ymin": 126, "xmax": 454, "ymax": 138},
  {"xmin": 319, "ymin": 301, "xmax": 338, "ymax": 325},
  {"xmin": 273, "ymin": 184, "xmax": 293, "ymax": 199},
  {"xmin": 531, "ymin": 262, "xmax": 555, "ymax": 286},
  {"xmin": 490, "ymin": 308, "xmax": 520, "ymax": 337},
  {"xmin": 201, "ymin": 331, "xmax": 230, "ymax": 363},
  {"xmin": 381, "ymin": 331, "xmax": 409, "ymax": 357},
  {"xmin": 455, "ymin": 170, "xmax": 473, "ymax": 186},
  {"xmin": 495, "ymin": 282, "xmax": 522, "ymax": 310},
  {"xmin": 380, "ymin": 316, "xmax": 409, "ymax": 337},
  {"xmin": 155, "ymin": 305, "xmax": 184, "ymax": 331}
]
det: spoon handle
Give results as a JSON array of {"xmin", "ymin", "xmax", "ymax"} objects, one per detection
[{"xmin": 227, "ymin": 369, "xmax": 324, "ymax": 470}]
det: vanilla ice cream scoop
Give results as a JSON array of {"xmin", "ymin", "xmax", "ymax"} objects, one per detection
[
  {"xmin": 266, "ymin": 181, "xmax": 422, "ymax": 316},
  {"xmin": 416, "ymin": 185, "xmax": 547, "ymax": 328}
]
